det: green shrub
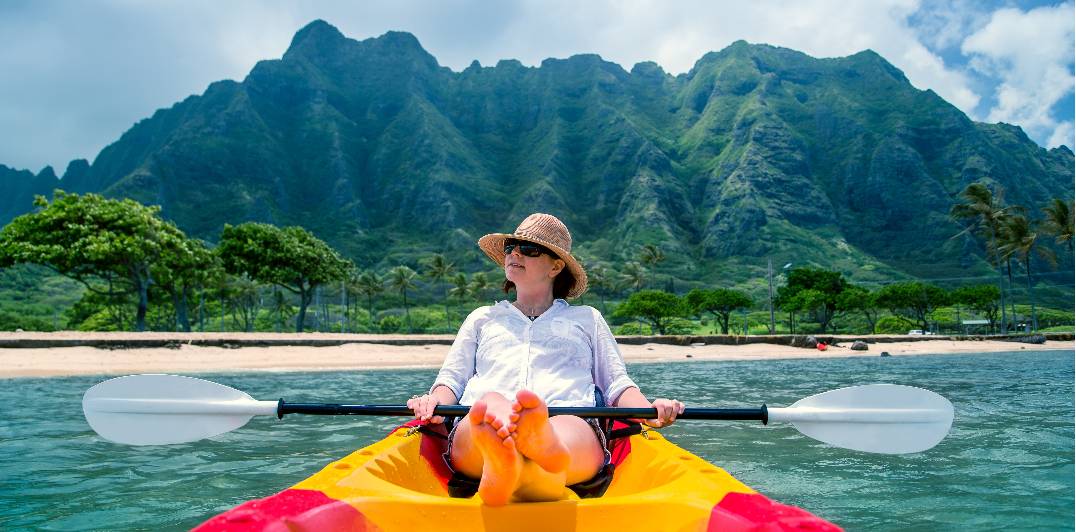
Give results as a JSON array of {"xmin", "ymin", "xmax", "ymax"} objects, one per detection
[
  {"xmin": 614, "ymin": 322, "xmax": 649, "ymax": 335},
  {"xmin": 378, "ymin": 315, "xmax": 402, "ymax": 333},
  {"xmin": 665, "ymin": 318, "xmax": 697, "ymax": 335},
  {"xmin": 875, "ymin": 315, "xmax": 914, "ymax": 334}
]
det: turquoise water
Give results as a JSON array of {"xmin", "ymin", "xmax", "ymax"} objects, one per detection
[{"xmin": 1, "ymin": 350, "xmax": 1072, "ymax": 530}]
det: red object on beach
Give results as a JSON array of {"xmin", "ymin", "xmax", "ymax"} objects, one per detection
[{"xmin": 817, "ymin": 343, "xmax": 828, "ymax": 351}]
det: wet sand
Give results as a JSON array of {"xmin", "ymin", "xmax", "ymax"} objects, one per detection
[{"xmin": 0, "ymin": 332, "xmax": 1069, "ymax": 378}]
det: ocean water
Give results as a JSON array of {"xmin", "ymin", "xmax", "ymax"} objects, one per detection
[{"xmin": 0, "ymin": 350, "xmax": 1072, "ymax": 531}]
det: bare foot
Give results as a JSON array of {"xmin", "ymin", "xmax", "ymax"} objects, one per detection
[
  {"xmin": 509, "ymin": 390, "xmax": 570, "ymax": 474},
  {"xmin": 468, "ymin": 399, "xmax": 522, "ymax": 506}
]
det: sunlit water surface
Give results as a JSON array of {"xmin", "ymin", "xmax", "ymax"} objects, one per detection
[{"xmin": 1, "ymin": 350, "xmax": 1072, "ymax": 530}]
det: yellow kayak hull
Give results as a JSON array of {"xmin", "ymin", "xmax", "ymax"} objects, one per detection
[{"xmin": 196, "ymin": 426, "xmax": 839, "ymax": 531}]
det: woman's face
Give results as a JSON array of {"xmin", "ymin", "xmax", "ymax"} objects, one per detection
[{"xmin": 504, "ymin": 241, "xmax": 564, "ymax": 290}]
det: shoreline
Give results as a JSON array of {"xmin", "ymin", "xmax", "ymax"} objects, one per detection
[{"xmin": 0, "ymin": 333, "xmax": 1070, "ymax": 378}]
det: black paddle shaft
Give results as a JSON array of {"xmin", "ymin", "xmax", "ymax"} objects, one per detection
[{"xmin": 276, "ymin": 401, "xmax": 770, "ymax": 424}]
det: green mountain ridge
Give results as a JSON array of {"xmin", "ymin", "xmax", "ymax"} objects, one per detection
[{"xmin": 1, "ymin": 20, "xmax": 1072, "ymax": 293}]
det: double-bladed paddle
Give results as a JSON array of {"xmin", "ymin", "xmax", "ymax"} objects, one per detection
[{"xmin": 82, "ymin": 374, "xmax": 954, "ymax": 454}]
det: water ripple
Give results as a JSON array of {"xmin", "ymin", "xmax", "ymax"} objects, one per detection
[{"xmin": 0, "ymin": 351, "xmax": 1070, "ymax": 530}]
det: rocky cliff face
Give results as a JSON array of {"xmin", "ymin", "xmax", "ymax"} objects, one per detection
[{"xmin": 3, "ymin": 20, "xmax": 1072, "ymax": 282}]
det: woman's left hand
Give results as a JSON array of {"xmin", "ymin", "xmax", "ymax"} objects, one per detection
[{"xmin": 646, "ymin": 398, "xmax": 685, "ymax": 428}]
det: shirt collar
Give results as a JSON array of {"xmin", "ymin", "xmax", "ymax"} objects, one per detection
[{"xmin": 498, "ymin": 298, "xmax": 568, "ymax": 320}]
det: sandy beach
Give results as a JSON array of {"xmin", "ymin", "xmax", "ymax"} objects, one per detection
[{"xmin": 0, "ymin": 332, "xmax": 1070, "ymax": 378}]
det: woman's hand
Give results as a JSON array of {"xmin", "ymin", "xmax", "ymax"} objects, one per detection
[
  {"xmin": 407, "ymin": 393, "xmax": 444, "ymax": 424},
  {"xmin": 645, "ymin": 398, "xmax": 685, "ymax": 428}
]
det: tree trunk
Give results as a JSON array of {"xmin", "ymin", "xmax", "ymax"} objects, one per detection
[
  {"xmin": 297, "ymin": 284, "xmax": 311, "ymax": 333},
  {"xmin": 135, "ymin": 274, "xmax": 149, "ymax": 332},
  {"xmin": 198, "ymin": 291, "xmax": 205, "ymax": 332},
  {"xmin": 403, "ymin": 290, "xmax": 412, "ymax": 333},
  {"xmin": 1026, "ymin": 258, "xmax": 1037, "ymax": 331},
  {"xmin": 173, "ymin": 290, "xmax": 190, "ymax": 332},
  {"xmin": 442, "ymin": 284, "xmax": 451, "ymax": 330},
  {"xmin": 998, "ymin": 272, "xmax": 1008, "ymax": 334},
  {"xmin": 367, "ymin": 295, "xmax": 375, "ymax": 330}
]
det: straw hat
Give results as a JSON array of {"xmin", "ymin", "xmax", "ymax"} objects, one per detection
[{"xmin": 477, "ymin": 213, "xmax": 588, "ymax": 299}]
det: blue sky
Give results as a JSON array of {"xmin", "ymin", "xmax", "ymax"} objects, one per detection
[{"xmin": 0, "ymin": 0, "xmax": 1072, "ymax": 173}]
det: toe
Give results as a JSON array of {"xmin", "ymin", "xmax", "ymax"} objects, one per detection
[
  {"xmin": 468, "ymin": 401, "xmax": 487, "ymax": 424},
  {"xmin": 516, "ymin": 389, "xmax": 542, "ymax": 409}
]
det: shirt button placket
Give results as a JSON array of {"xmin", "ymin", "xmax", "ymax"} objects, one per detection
[{"xmin": 522, "ymin": 320, "xmax": 532, "ymax": 390}]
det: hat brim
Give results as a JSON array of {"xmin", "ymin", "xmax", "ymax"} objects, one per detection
[{"xmin": 477, "ymin": 233, "xmax": 588, "ymax": 299}]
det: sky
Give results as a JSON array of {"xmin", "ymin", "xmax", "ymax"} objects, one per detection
[{"xmin": 0, "ymin": 0, "xmax": 1072, "ymax": 174}]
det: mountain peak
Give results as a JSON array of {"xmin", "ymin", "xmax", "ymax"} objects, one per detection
[
  {"xmin": 282, "ymin": 19, "xmax": 354, "ymax": 64},
  {"xmin": 287, "ymin": 19, "xmax": 346, "ymax": 53},
  {"xmin": 375, "ymin": 30, "xmax": 424, "ymax": 51},
  {"xmin": 36, "ymin": 166, "xmax": 57, "ymax": 181}
]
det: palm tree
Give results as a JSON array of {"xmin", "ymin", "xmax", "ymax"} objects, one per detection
[
  {"xmin": 387, "ymin": 266, "xmax": 418, "ymax": 333},
  {"xmin": 950, "ymin": 183, "xmax": 1021, "ymax": 332},
  {"xmin": 448, "ymin": 272, "xmax": 470, "ymax": 319},
  {"xmin": 587, "ymin": 263, "xmax": 611, "ymax": 314},
  {"xmin": 620, "ymin": 261, "xmax": 647, "ymax": 293},
  {"xmin": 638, "ymin": 244, "xmax": 666, "ymax": 289},
  {"xmin": 1041, "ymin": 197, "xmax": 1074, "ymax": 251},
  {"xmin": 354, "ymin": 271, "xmax": 384, "ymax": 330},
  {"xmin": 470, "ymin": 271, "xmax": 492, "ymax": 304},
  {"xmin": 423, "ymin": 253, "xmax": 455, "ymax": 329},
  {"xmin": 998, "ymin": 214, "xmax": 1056, "ymax": 332}
]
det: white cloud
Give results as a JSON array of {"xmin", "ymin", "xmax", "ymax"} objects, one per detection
[
  {"xmin": 1047, "ymin": 121, "xmax": 1075, "ymax": 149},
  {"xmin": 961, "ymin": 4, "xmax": 1075, "ymax": 148}
]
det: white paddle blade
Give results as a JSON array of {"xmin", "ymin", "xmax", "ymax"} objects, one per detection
[
  {"xmin": 768, "ymin": 384, "xmax": 954, "ymax": 454},
  {"xmin": 82, "ymin": 374, "xmax": 278, "ymax": 446}
]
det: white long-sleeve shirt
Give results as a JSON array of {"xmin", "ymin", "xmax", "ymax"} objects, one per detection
[{"xmin": 432, "ymin": 299, "xmax": 638, "ymax": 407}]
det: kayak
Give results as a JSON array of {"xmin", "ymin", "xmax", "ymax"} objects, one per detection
[{"xmin": 194, "ymin": 422, "xmax": 840, "ymax": 531}]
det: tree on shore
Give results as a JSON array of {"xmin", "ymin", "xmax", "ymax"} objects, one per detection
[
  {"xmin": 387, "ymin": 265, "xmax": 417, "ymax": 333},
  {"xmin": 874, "ymin": 282, "xmax": 950, "ymax": 332},
  {"xmin": 620, "ymin": 261, "xmax": 647, "ymax": 293},
  {"xmin": 685, "ymin": 288, "xmax": 752, "ymax": 334},
  {"xmin": 448, "ymin": 272, "xmax": 471, "ymax": 319},
  {"xmin": 470, "ymin": 271, "xmax": 491, "ymax": 303},
  {"xmin": 775, "ymin": 267, "xmax": 847, "ymax": 333},
  {"xmin": 354, "ymin": 271, "xmax": 384, "ymax": 329},
  {"xmin": 1041, "ymin": 198, "xmax": 1074, "ymax": 251},
  {"xmin": 835, "ymin": 285, "xmax": 881, "ymax": 333},
  {"xmin": 612, "ymin": 290, "xmax": 686, "ymax": 335},
  {"xmin": 586, "ymin": 263, "xmax": 612, "ymax": 314},
  {"xmin": 951, "ymin": 284, "xmax": 1001, "ymax": 332},
  {"xmin": 0, "ymin": 191, "xmax": 190, "ymax": 331},
  {"xmin": 997, "ymin": 213, "xmax": 1055, "ymax": 331},
  {"xmin": 423, "ymin": 253, "xmax": 455, "ymax": 329},
  {"xmin": 950, "ymin": 183, "xmax": 1020, "ymax": 332},
  {"xmin": 638, "ymin": 244, "xmax": 665, "ymax": 289},
  {"xmin": 154, "ymin": 238, "xmax": 220, "ymax": 332},
  {"xmin": 217, "ymin": 223, "xmax": 351, "ymax": 332}
]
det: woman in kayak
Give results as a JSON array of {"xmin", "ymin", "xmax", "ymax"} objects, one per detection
[{"xmin": 408, "ymin": 213, "xmax": 684, "ymax": 506}]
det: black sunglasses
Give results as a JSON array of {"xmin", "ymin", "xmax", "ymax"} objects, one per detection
[{"xmin": 504, "ymin": 239, "xmax": 553, "ymax": 258}]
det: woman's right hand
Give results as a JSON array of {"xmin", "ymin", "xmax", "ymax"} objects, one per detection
[{"xmin": 407, "ymin": 393, "xmax": 444, "ymax": 424}]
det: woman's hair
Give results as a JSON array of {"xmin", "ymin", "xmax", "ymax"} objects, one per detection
[{"xmin": 503, "ymin": 267, "xmax": 577, "ymax": 300}]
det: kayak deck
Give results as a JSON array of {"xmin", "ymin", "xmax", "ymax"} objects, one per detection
[{"xmin": 195, "ymin": 426, "xmax": 840, "ymax": 531}]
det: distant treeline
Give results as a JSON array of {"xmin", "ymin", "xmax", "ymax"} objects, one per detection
[{"xmin": 0, "ymin": 186, "xmax": 1071, "ymax": 334}]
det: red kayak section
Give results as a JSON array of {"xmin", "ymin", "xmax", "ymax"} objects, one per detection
[
  {"xmin": 708, "ymin": 492, "xmax": 841, "ymax": 531},
  {"xmin": 193, "ymin": 488, "xmax": 372, "ymax": 532}
]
